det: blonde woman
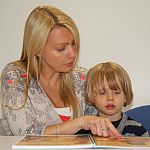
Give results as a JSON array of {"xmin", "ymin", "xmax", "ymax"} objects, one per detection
[
  {"xmin": 79, "ymin": 62, "xmax": 149, "ymax": 136},
  {"xmin": 0, "ymin": 6, "xmax": 120, "ymax": 138}
]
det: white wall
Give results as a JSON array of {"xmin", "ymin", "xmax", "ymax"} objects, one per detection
[{"xmin": 0, "ymin": 0, "xmax": 150, "ymax": 108}]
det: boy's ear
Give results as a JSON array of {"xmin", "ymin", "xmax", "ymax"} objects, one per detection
[{"xmin": 124, "ymin": 97, "xmax": 127, "ymax": 107}]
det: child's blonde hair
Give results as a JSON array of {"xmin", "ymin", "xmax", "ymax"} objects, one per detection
[{"xmin": 86, "ymin": 62, "xmax": 133, "ymax": 106}]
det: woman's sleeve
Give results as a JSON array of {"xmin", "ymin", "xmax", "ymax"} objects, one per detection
[
  {"xmin": 1, "ymin": 64, "xmax": 45, "ymax": 135},
  {"xmin": 84, "ymin": 103, "xmax": 99, "ymax": 116},
  {"xmin": 71, "ymin": 66, "xmax": 88, "ymax": 115}
]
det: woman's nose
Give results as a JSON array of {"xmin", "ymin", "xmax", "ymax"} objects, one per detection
[{"xmin": 68, "ymin": 46, "xmax": 76, "ymax": 58}]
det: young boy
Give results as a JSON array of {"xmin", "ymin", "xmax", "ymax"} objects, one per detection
[{"xmin": 79, "ymin": 62, "xmax": 149, "ymax": 137}]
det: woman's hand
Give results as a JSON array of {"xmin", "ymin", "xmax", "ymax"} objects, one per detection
[{"xmin": 80, "ymin": 115, "xmax": 121, "ymax": 138}]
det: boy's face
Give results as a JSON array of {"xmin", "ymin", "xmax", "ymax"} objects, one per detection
[{"xmin": 94, "ymin": 76, "xmax": 126, "ymax": 121}]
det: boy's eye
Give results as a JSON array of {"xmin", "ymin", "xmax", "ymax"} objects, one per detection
[
  {"xmin": 72, "ymin": 41, "xmax": 76, "ymax": 47},
  {"xmin": 99, "ymin": 91, "xmax": 106, "ymax": 95},
  {"xmin": 114, "ymin": 90, "xmax": 121, "ymax": 94}
]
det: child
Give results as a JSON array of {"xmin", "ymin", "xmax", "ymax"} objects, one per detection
[{"xmin": 78, "ymin": 62, "xmax": 149, "ymax": 137}]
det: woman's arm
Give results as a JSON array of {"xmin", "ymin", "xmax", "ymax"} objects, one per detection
[
  {"xmin": 44, "ymin": 115, "xmax": 121, "ymax": 138},
  {"xmin": 1, "ymin": 64, "xmax": 46, "ymax": 135}
]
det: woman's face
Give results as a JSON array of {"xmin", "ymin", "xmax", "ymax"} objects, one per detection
[{"xmin": 40, "ymin": 26, "xmax": 77, "ymax": 73}]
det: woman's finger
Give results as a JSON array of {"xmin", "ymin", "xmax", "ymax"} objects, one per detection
[
  {"xmin": 105, "ymin": 118, "xmax": 121, "ymax": 138},
  {"xmin": 90, "ymin": 124, "xmax": 97, "ymax": 135},
  {"xmin": 100, "ymin": 118, "xmax": 109, "ymax": 137},
  {"xmin": 95, "ymin": 120, "xmax": 103, "ymax": 136}
]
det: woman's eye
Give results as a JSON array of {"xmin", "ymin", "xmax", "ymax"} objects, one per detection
[{"xmin": 56, "ymin": 47, "xmax": 65, "ymax": 51}]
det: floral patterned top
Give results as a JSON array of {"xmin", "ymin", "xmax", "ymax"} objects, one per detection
[{"xmin": 0, "ymin": 63, "xmax": 97, "ymax": 136}]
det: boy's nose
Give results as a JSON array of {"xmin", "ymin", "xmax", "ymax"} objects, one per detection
[{"xmin": 107, "ymin": 93, "xmax": 114, "ymax": 101}]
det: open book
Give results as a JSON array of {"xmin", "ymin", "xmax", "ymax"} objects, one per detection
[
  {"xmin": 12, "ymin": 134, "xmax": 150, "ymax": 149},
  {"xmin": 12, "ymin": 134, "xmax": 94, "ymax": 149}
]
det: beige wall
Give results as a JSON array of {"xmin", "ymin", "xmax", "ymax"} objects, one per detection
[{"xmin": 0, "ymin": 0, "xmax": 150, "ymax": 108}]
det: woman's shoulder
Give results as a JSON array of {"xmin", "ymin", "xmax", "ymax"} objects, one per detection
[
  {"xmin": 1, "ymin": 63, "xmax": 26, "ymax": 75},
  {"xmin": 0, "ymin": 63, "xmax": 27, "ymax": 108},
  {"xmin": 72, "ymin": 66, "xmax": 88, "ymax": 77},
  {"xmin": 1, "ymin": 63, "xmax": 27, "ymax": 84},
  {"xmin": 2, "ymin": 63, "xmax": 25, "ymax": 72}
]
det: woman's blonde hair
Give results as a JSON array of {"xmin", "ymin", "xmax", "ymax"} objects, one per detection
[
  {"xmin": 86, "ymin": 62, "xmax": 133, "ymax": 106},
  {"xmin": 14, "ymin": 5, "xmax": 80, "ymax": 118}
]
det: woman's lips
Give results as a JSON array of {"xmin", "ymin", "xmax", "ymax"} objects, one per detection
[
  {"xmin": 65, "ymin": 61, "xmax": 74, "ymax": 67},
  {"xmin": 105, "ymin": 104, "xmax": 115, "ymax": 110}
]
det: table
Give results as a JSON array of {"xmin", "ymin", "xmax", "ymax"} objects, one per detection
[{"xmin": 0, "ymin": 136, "xmax": 22, "ymax": 150}]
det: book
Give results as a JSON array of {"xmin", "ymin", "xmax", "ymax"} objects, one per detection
[
  {"xmin": 93, "ymin": 135, "xmax": 150, "ymax": 149},
  {"xmin": 12, "ymin": 134, "xmax": 94, "ymax": 149},
  {"xmin": 12, "ymin": 134, "xmax": 150, "ymax": 149}
]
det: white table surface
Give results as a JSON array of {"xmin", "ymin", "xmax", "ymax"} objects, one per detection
[{"xmin": 0, "ymin": 136, "xmax": 22, "ymax": 150}]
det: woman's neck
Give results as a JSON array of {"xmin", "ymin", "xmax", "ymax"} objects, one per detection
[
  {"xmin": 40, "ymin": 68, "xmax": 60, "ymax": 83},
  {"xmin": 39, "ymin": 71, "xmax": 66, "ymax": 108},
  {"xmin": 39, "ymin": 71, "xmax": 61, "ymax": 93}
]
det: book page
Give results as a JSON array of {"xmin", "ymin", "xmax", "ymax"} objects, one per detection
[
  {"xmin": 93, "ymin": 135, "xmax": 150, "ymax": 148},
  {"xmin": 12, "ymin": 134, "xmax": 94, "ymax": 149}
]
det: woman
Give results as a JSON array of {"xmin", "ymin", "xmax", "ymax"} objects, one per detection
[{"xmin": 0, "ymin": 5, "xmax": 120, "ymax": 138}]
